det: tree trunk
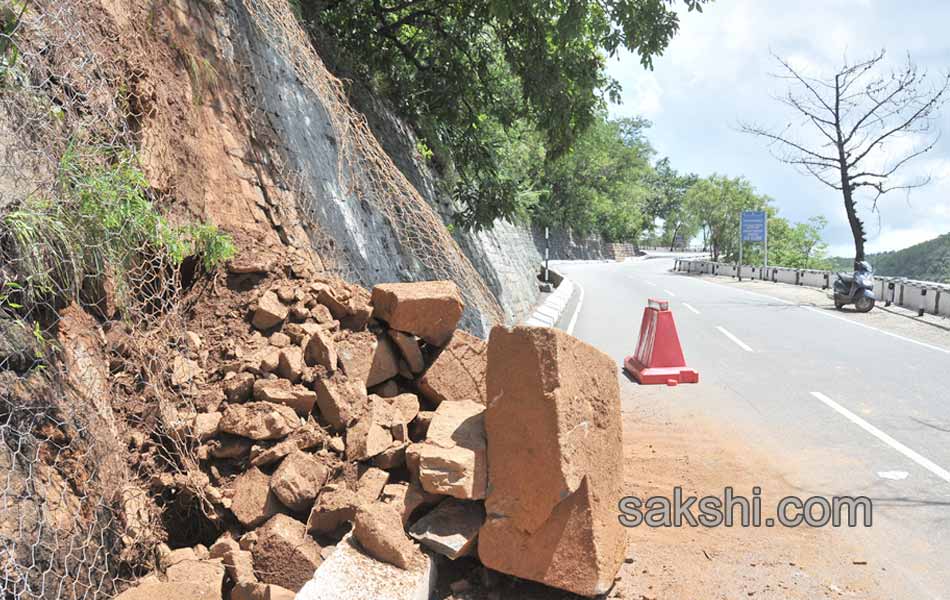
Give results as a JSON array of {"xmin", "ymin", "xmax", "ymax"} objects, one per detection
[
  {"xmin": 834, "ymin": 74, "xmax": 867, "ymax": 269},
  {"xmin": 669, "ymin": 223, "xmax": 681, "ymax": 251},
  {"xmin": 842, "ymin": 187, "xmax": 866, "ymax": 267}
]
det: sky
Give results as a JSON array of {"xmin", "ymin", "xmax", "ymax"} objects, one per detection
[{"xmin": 607, "ymin": 0, "xmax": 950, "ymax": 256}]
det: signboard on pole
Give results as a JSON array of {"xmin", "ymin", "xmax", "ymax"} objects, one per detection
[{"xmin": 741, "ymin": 211, "xmax": 767, "ymax": 242}]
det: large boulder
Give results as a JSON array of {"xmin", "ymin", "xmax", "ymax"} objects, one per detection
[
  {"xmin": 414, "ymin": 399, "xmax": 486, "ymax": 500},
  {"xmin": 370, "ymin": 282, "xmax": 463, "ymax": 347},
  {"xmin": 418, "ymin": 330, "xmax": 487, "ymax": 405},
  {"xmin": 478, "ymin": 326, "xmax": 625, "ymax": 597},
  {"xmin": 252, "ymin": 514, "xmax": 323, "ymax": 592}
]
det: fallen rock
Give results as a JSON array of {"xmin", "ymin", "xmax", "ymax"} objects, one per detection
[
  {"xmin": 230, "ymin": 468, "xmax": 287, "ymax": 528},
  {"xmin": 388, "ymin": 330, "xmax": 425, "ymax": 373},
  {"xmin": 346, "ymin": 398, "xmax": 395, "ymax": 461},
  {"xmin": 113, "ymin": 582, "xmax": 219, "ymax": 600},
  {"xmin": 371, "ymin": 281, "xmax": 463, "ymax": 347},
  {"xmin": 209, "ymin": 535, "xmax": 240, "ymax": 559},
  {"xmin": 160, "ymin": 547, "xmax": 198, "ymax": 570},
  {"xmin": 269, "ymin": 332, "xmax": 291, "ymax": 348},
  {"xmin": 171, "ymin": 356, "xmax": 201, "ymax": 387},
  {"xmin": 277, "ymin": 346, "xmax": 305, "ymax": 383},
  {"xmin": 164, "ymin": 559, "xmax": 225, "ymax": 595},
  {"xmin": 224, "ymin": 372, "xmax": 255, "ymax": 402},
  {"xmin": 253, "ymin": 290, "xmax": 290, "ymax": 330},
  {"xmin": 253, "ymin": 378, "xmax": 316, "ymax": 416},
  {"xmin": 250, "ymin": 423, "xmax": 326, "ymax": 467},
  {"xmin": 416, "ymin": 399, "xmax": 486, "ymax": 500},
  {"xmin": 296, "ymin": 533, "xmax": 436, "ymax": 600},
  {"xmin": 270, "ymin": 450, "xmax": 329, "ymax": 512},
  {"xmin": 382, "ymin": 482, "xmax": 440, "ymax": 526},
  {"xmin": 314, "ymin": 373, "xmax": 367, "ymax": 430},
  {"xmin": 220, "ymin": 402, "xmax": 301, "ymax": 440},
  {"xmin": 304, "ymin": 328, "xmax": 337, "ymax": 372},
  {"xmin": 337, "ymin": 331, "xmax": 399, "ymax": 388},
  {"xmin": 193, "ymin": 412, "xmax": 222, "ymax": 442},
  {"xmin": 371, "ymin": 379, "xmax": 400, "ymax": 398},
  {"xmin": 418, "ymin": 330, "xmax": 487, "ymax": 405},
  {"xmin": 222, "ymin": 549, "xmax": 257, "ymax": 584},
  {"xmin": 265, "ymin": 585, "xmax": 295, "ymax": 600},
  {"xmin": 230, "ymin": 581, "xmax": 267, "ymax": 600},
  {"xmin": 409, "ymin": 498, "xmax": 484, "ymax": 559},
  {"xmin": 358, "ymin": 466, "xmax": 390, "ymax": 502},
  {"xmin": 478, "ymin": 326, "xmax": 625, "ymax": 597},
  {"xmin": 353, "ymin": 502, "xmax": 422, "ymax": 569},
  {"xmin": 253, "ymin": 514, "xmax": 323, "ymax": 592},
  {"xmin": 306, "ymin": 484, "xmax": 357, "ymax": 534},
  {"xmin": 385, "ymin": 393, "xmax": 420, "ymax": 426}
]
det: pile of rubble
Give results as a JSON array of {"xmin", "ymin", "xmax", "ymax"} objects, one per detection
[{"xmin": 117, "ymin": 260, "xmax": 624, "ymax": 600}]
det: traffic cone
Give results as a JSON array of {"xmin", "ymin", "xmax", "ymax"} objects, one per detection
[{"xmin": 623, "ymin": 298, "xmax": 699, "ymax": 386}]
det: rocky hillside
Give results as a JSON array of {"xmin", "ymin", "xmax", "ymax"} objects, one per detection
[{"xmin": 831, "ymin": 233, "xmax": 950, "ymax": 283}]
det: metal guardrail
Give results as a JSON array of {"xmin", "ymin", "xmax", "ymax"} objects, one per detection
[{"xmin": 673, "ymin": 259, "xmax": 950, "ymax": 319}]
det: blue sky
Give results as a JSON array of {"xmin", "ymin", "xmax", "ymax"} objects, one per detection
[{"xmin": 607, "ymin": 0, "xmax": 950, "ymax": 256}]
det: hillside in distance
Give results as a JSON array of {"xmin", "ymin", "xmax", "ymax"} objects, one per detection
[{"xmin": 830, "ymin": 233, "xmax": 950, "ymax": 283}]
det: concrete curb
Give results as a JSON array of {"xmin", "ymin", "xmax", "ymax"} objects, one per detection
[{"xmin": 523, "ymin": 277, "xmax": 575, "ymax": 328}]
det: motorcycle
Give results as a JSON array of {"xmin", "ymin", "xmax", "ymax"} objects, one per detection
[{"xmin": 833, "ymin": 260, "xmax": 876, "ymax": 312}]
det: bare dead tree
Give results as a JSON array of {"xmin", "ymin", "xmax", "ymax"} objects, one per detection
[{"xmin": 742, "ymin": 50, "xmax": 950, "ymax": 265}]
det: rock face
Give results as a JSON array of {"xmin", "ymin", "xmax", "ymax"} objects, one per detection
[
  {"xmin": 371, "ymin": 282, "xmax": 464, "ymax": 347},
  {"xmin": 478, "ymin": 326, "xmax": 625, "ymax": 597},
  {"xmin": 415, "ymin": 399, "xmax": 486, "ymax": 500},
  {"xmin": 252, "ymin": 514, "xmax": 323, "ymax": 592},
  {"xmin": 219, "ymin": 402, "xmax": 300, "ymax": 440},
  {"xmin": 418, "ymin": 330, "xmax": 487, "ymax": 405}
]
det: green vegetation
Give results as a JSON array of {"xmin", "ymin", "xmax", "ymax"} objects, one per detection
[
  {"xmin": 302, "ymin": 0, "xmax": 710, "ymax": 230},
  {"xmin": 0, "ymin": 0, "xmax": 26, "ymax": 86},
  {"xmin": 1, "ymin": 146, "xmax": 235, "ymax": 314},
  {"xmin": 831, "ymin": 234, "xmax": 950, "ymax": 282}
]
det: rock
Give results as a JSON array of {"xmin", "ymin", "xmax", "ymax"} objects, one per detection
[
  {"xmin": 283, "ymin": 322, "xmax": 323, "ymax": 345},
  {"xmin": 328, "ymin": 436, "xmax": 345, "ymax": 453},
  {"xmin": 337, "ymin": 331, "xmax": 399, "ymax": 388},
  {"xmin": 373, "ymin": 443, "xmax": 406, "ymax": 469},
  {"xmin": 250, "ymin": 424, "xmax": 326, "ymax": 468},
  {"xmin": 357, "ymin": 467, "xmax": 389, "ymax": 502},
  {"xmin": 209, "ymin": 535, "xmax": 241, "ymax": 559},
  {"xmin": 257, "ymin": 347, "xmax": 282, "ymax": 374},
  {"xmin": 370, "ymin": 281, "xmax": 463, "ymax": 347},
  {"xmin": 382, "ymin": 482, "xmax": 439, "ymax": 526},
  {"xmin": 277, "ymin": 346, "xmax": 305, "ymax": 383},
  {"xmin": 276, "ymin": 286, "xmax": 297, "ymax": 303},
  {"xmin": 388, "ymin": 330, "xmax": 425, "ymax": 373},
  {"xmin": 385, "ymin": 393, "xmax": 420, "ymax": 426},
  {"xmin": 415, "ymin": 399, "xmax": 486, "ymax": 500},
  {"xmin": 270, "ymin": 451, "xmax": 329, "ymax": 512},
  {"xmin": 211, "ymin": 435, "xmax": 252, "ymax": 459},
  {"xmin": 371, "ymin": 379, "xmax": 400, "ymax": 398},
  {"xmin": 265, "ymin": 585, "xmax": 296, "ymax": 600},
  {"xmin": 165, "ymin": 558, "xmax": 225, "ymax": 589},
  {"xmin": 315, "ymin": 287, "xmax": 350, "ymax": 319},
  {"xmin": 186, "ymin": 331, "xmax": 203, "ymax": 352},
  {"xmin": 418, "ymin": 330, "xmax": 487, "ymax": 405},
  {"xmin": 160, "ymin": 547, "xmax": 198, "ymax": 570},
  {"xmin": 229, "ymin": 256, "xmax": 274, "ymax": 274},
  {"xmin": 230, "ymin": 581, "xmax": 267, "ymax": 600},
  {"xmin": 478, "ymin": 326, "xmax": 625, "ymax": 597},
  {"xmin": 409, "ymin": 498, "xmax": 484, "ymax": 559},
  {"xmin": 296, "ymin": 533, "xmax": 436, "ymax": 600},
  {"xmin": 253, "ymin": 291, "xmax": 289, "ymax": 330},
  {"xmin": 306, "ymin": 484, "xmax": 357, "ymax": 534},
  {"xmin": 193, "ymin": 412, "xmax": 221, "ymax": 442},
  {"xmin": 253, "ymin": 379, "xmax": 316, "ymax": 416},
  {"xmin": 220, "ymin": 402, "xmax": 300, "ymax": 440},
  {"xmin": 314, "ymin": 373, "xmax": 367, "ymax": 430},
  {"xmin": 269, "ymin": 332, "xmax": 291, "ymax": 348},
  {"xmin": 346, "ymin": 399, "xmax": 395, "ymax": 461},
  {"xmin": 311, "ymin": 304, "xmax": 333, "ymax": 325},
  {"xmin": 222, "ymin": 549, "xmax": 257, "ymax": 584},
  {"xmin": 171, "ymin": 356, "xmax": 201, "ymax": 387},
  {"xmin": 224, "ymin": 372, "xmax": 255, "ymax": 402},
  {"xmin": 353, "ymin": 503, "xmax": 422, "ymax": 569},
  {"xmin": 113, "ymin": 582, "xmax": 219, "ymax": 600},
  {"xmin": 304, "ymin": 328, "xmax": 337, "ymax": 372},
  {"xmin": 253, "ymin": 514, "xmax": 323, "ymax": 592},
  {"xmin": 230, "ymin": 468, "xmax": 287, "ymax": 528},
  {"xmin": 408, "ymin": 411, "xmax": 434, "ymax": 442}
]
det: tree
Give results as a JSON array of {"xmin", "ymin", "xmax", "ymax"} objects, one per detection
[
  {"xmin": 646, "ymin": 158, "xmax": 698, "ymax": 248},
  {"xmin": 742, "ymin": 51, "xmax": 950, "ymax": 266},
  {"xmin": 745, "ymin": 215, "xmax": 830, "ymax": 269},
  {"xmin": 306, "ymin": 0, "xmax": 710, "ymax": 228},
  {"xmin": 683, "ymin": 175, "xmax": 769, "ymax": 261}
]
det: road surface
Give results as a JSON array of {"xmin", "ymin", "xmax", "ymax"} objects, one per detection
[{"xmin": 556, "ymin": 257, "xmax": 950, "ymax": 599}]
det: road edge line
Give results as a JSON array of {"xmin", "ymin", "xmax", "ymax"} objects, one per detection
[{"xmin": 566, "ymin": 280, "xmax": 586, "ymax": 336}]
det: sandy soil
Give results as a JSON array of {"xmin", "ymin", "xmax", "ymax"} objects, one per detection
[{"xmin": 438, "ymin": 401, "xmax": 894, "ymax": 600}]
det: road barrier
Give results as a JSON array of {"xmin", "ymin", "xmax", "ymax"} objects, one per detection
[
  {"xmin": 623, "ymin": 298, "xmax": 699, "ymax": 386},
  {"xmin": 673, "ymin": 259, "xmax": 950, "ymax": 319}
]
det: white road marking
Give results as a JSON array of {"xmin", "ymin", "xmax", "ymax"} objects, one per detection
[
  {"xmin": 716, "ymin": 326, "xmax": 754, "ymax": 352},
  {"xmin": 663, "ymin": 289, "xmax": 677, "ymax": 297},
  {"xmin": 690, "ymin": 276, "xmax": 794, "ymax": 304},
  {"xmin": 682, "ymin": 302, "xmax": 701, "ymax": 315},
  {"xmin": 566, "ymin": 280, "xmax": 585, "ymax": 336},
  {"xmin": 801, "ymin": 306, "xmax": 950, "ymax": 355},
  {"xmin": 811, "ymin": 392, "xmax": 950, "ymax": 484},
  {"xmin": 877, "ymin": 470, "xmax": 909, "ymax": 481}
]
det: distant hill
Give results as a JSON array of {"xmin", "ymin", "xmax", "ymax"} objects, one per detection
[{"xmin": 830, "ymin": 233, "xmax": 950, "ymax": 283}]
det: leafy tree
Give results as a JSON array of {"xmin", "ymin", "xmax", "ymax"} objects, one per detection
[
  {"xmin": 305, "ymin": 0, "xmax": 710, "ymax": 228},
  {"xmin": 743, "ymin": 215, "xmax": 830, "ymax": 269},
  {"xmin": 683, "ymin": 175, "xmax": 769, "ymax": 260}
]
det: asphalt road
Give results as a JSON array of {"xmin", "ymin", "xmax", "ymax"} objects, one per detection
[{"xmin": 556, "ymin": 256, "xmax": 950, "ymax": 599}]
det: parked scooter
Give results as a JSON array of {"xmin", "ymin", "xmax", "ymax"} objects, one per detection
[{"xmin": 833, "ymin": 260, "xmax": 875, "ymax": 312}]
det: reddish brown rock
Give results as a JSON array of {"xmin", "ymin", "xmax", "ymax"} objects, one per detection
[
  {"xmin": 222, "ymin": 549, "xmax": 257, "ymax": 584},
  {"xmin": 277, "ymin": 346, "xmax": 305, "ymax": 383},
  {"xmin": 353, "ymin": 502, "xmax": 422, "ymax": 570},
  {"xmin": 478, "ymin": 326, "xmax": 625, "ymax": 597},
  {"xmin": 314, "ymin": 373, "xmax": 367, "ymax": 430},
  {"xmin": 253, "ymin": 379, "xmax": 316, "ymax": 416},
  {"xmin": 388, "ymin": 330, "xmax": 425, "ymax": 373},
  {"xmin": 337, "ymin": 331, "xmax": 399, "ymax": 388},
  {"xmin": 270, "ymin": 451, "xmax": 328, "ymax": 512},
  {"xmin": 304, "ymin": 328, "xmax": 337, "ymax": 372},
  {"xmin": 370, "ymin": 281, "xmax": 463, "ymax": 347},
  {"xmin": 381, "ymin": 482, "xmax": 440, "ymax": 526},
  {"xmin": 113, "ymin": 582, "xmax": 218, "ymax": 600},
  {"xmin": 220, "ymin": 402, "xmax": 300, "ymax": 440},
  {"xmin": 193, "ymin": 412, "xmax": 221, "ymax": 442},
  {"xmin": 357, "ymin": 467, "xmax": 390, "ymax": 503},
  {"xmin": 253, "ymin": 514, "xmax": 323, "ymax": 592},
  {"xmin": 415, "ymin": 399, "xmax": 486, "ymax": 500},
  {"xmin": 253, "ymin": 291, "xmax": 289, "ymax": 330},
  {"xmin": 306, "ymin": 484, "xmax": 357, "ymax": 534},
  {"xmin": 418, "ymin": 330, "xmax": 487, "ymax": 405},
  {"xmin": 346, "ymin": 396, "xmax": 399, "ymax": 461},
  {"xmin": 230, "ymin": 468, "xmax": 287, "ymax": 529},
  {"xmin": 384, "ymin": 393, "xmax": 420, "ymax": 426},
  {"xmin": 224, "ymin": 372, "xmax": 255, "ymax": 402}
]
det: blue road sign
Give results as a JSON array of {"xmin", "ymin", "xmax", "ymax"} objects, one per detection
[{"xmin": 741, "ymin": 211, "xmax": 766, "ymax": 242}]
